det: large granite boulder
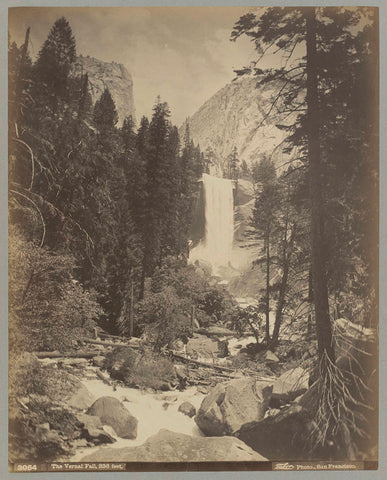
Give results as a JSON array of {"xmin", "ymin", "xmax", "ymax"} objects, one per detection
[
  {"xmin": 87, "ymin": 396, "xmax": 138, "ymax": 439},
  {"xmin": 186, "ymin": 334, "xmax": 220, "ymax": 359},
  {"xmin": 76, "ymin": 414, "xmax": 116, "ymax": 445},
  {"xmin": 64, "ymin": 379, "xmax": 95, "ymax": 410},
  {"xmin": 80, "ymin": 429, "xmax": 267, "ymax": 462},
  {"xmin": 271, "ymin": 367, "xmax": 309, "ymax": 403},
  {"xmin": 178, "ymin": 402, "xmax": 196, "ymax": 418},
  {"xmin": 236, "ymin": 404, "xmax": 311, "ymax": 461},
  {"xmin": 195, "ymin": 378, "xmax": 272, "ymax": 436}
]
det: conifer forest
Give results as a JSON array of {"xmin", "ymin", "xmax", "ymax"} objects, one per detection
[{"xmin": 8, "ymin": 7, "xmax": 378, "ymax": 470}]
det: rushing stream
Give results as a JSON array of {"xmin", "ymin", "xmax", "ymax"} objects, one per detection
[{"xmin": 70, "ymin": 368, "xmax": 205, "ymax": 461}]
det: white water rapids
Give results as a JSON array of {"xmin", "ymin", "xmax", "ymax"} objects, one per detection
[
  {"xmin": 70, "ymin": 370, "xmax": 205, "ymax": 461},
  {"xmin": 190, "ymin": 173, "xmax": 234, "ymax": 274}
]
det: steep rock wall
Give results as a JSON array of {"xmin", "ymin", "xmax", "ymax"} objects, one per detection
[{"xmin": 72, "ymin": 55, "xmax": 136, "ymax": 126}]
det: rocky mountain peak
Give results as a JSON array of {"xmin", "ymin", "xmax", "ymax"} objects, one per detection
[
  {"xmin": 184, "ymin": 75, "xmax": 296, "ymax": 171},
  {"xmin": 72, "ymin": 55, "xmax": 136, "ymax": 126}
]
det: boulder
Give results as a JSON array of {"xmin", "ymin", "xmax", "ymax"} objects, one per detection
[
  {"xmin": 87, "ymin": 396, "xmax": 138, "ymax": 439},
  {"xmin": 175, "ymin": 364, "xmax": 189, "ymax": 390},
  {"xmin": 35, "ymin": 429, "xmax": 69, "ymax": 457},
  {"xmin": 178, "ymin": 401, "xmax": 196, "ymax": 418},
  {"xmin": 64, "ymin": 380, "xmax": 95, "ymax": 410},
  {"xmin": 195, "ymin": 378, "xmax": 272, "ymax": 436},
  {"xmin": 172, "ymin": 339, "xmax": 185, "ymax": 352},
  {"xmin": 92, "ymin": 356, "xmax": 105, "ymax": 368},
  {"xmin": 77, "ymin": 414, "xmax": 116, "ymax": 445},
  {"xmin": 264, "ymin": 351, "xmax": 279, "ymax": 363},
  {"xmin": 186, "ymin": 335, "xmax": 220, "ymax": 359},
  {"xmin": 217, "ymin": 339, "xmax": 229, "ymax": 358},
  {"xmin": 80, "ymin": 429, "xmax": 267, "ymax": 462},
  {"xmin": 272, "ymin": 367, "xmax": 309, "ymax": 402},
  {"xmin": 236, "ymin": 404, "xmax": 311, "ymax": 461}
]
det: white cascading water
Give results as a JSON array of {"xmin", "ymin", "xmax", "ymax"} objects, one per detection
[{"xmin": 190, "ymin": 173, "xmax": 234, "ymax": 274}]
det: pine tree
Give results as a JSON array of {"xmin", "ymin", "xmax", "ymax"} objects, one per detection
[
  {"xmin": 93, "ymin": 88, "xmax": 118, "ymax": 135},
  {"xmin": 232, "ymin": 5, "xmax": 378, "ymax": 457},
  {"xmin": 34, "ymin": 17, "xmax": 76, "ymax": 103},
  {"xmin": 78, "ymin": 73, "xmax": 93, "ymax": 121},
  {"xmin": 231, "ymin": 6, "xmax": 377, "ymax": 361},
  {"xmin": 251, "ymin": 157, "xmax": 280, "ymax": 343}
]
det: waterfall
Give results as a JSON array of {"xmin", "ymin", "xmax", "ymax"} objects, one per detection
[{"xmin": 190, "ymin": 174, "xmax": 234, "ymax": 273}]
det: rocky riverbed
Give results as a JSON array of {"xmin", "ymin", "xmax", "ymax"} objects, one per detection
[{"xmin": 10, "ymin": 316, "xmax": 377, "ymax": 464}]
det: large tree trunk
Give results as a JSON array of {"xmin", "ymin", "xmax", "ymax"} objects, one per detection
[
  {"xmin": 265, "ymin": 234, "xmax": 271, "ymax": 343},
  {"xmin": 305, "ymin": 8, "xmax": 334, "ymax": 361}
]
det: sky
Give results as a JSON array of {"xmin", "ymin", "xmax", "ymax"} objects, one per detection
[{"xmin": 9, "ymin": 6, "xmax": 262, "ymax": 125}]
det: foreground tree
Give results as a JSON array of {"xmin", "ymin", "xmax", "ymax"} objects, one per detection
[
  {"xmin": 34, "ymin": 17, "xmax": 76, "ymax": 105},
  {"xmin": 232, "ymin": 6, "xmax": 378, "ymax": 457},
  {"xmin": 251, "ymin": 157, "xmax": 280, "ymax": 343}
]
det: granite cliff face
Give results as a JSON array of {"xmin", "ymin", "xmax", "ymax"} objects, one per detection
[
  {"xmin": 72, "ymin": 55, "xmax": 136, "ymax": 126},
  {"xmin": 185, "ymin": 75, "xmax": 295, "ymax": 170}
]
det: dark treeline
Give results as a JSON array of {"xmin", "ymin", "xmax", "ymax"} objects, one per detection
[{"xmin": 8, "ymin": 17, "xmax": 221, "ymax": 353}]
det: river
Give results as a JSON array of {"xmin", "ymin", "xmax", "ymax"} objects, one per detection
[{"xmin": 69, "ymin": 366, "xmax": 205, "ymax": 461}]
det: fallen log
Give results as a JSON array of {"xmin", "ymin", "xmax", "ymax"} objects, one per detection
[
  {"xmin": 99, "ymin": 332, "xmax": 132, "ymax": 341},
  {"xmin": 80, "ymin": 337, "xmax": 140, "ymax": 349},
  {"xmin": 171, "ymin": 352, "xmax": 236, "ymax": 373},
  {"xmin": 78, "ymin": 337, "xmax": 265, "ymax": 378},
  {"xmin": 34, "ymin": 351, "xmax": 99, "ymax": 359},
  {"xmin": 96, "ymin": 369, "xmax": 113, "ymax": 386}
]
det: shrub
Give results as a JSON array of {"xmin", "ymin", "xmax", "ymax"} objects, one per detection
[
  {"xmin": 136, "ymin": 286, "xmax": 191, "ymax": 351},
  {"xmin": 9, "ymin": 227, "xmax": 103, "ymax": 352},
  {"xmin": 104, "ymin": 346, "xmax": 176, "ymax": 390},
  {"xmin": 9, "ymin": 356, "xmax": 83, "ymax": 462}
]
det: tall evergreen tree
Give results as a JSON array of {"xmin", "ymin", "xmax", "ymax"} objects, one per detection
[
  {"xmin": 78, "ymin": 73, "xmax": 93, "ymax": 121},
  {"xmin": 232, "ymin": 5, "xmax": 378, "ymax": 457},
  {"xmin": 34, "ymin": 17, "xmax": 76, "ymax": 103},
  {"xmin": 232, "ymin": 6, "xmax": 377, "ymax": 361},
  {"xmin": 93, "ymin": 88, "xmax": 118, "ymax": 135},
  {"xmin": 251, "ymin": 157, "xmax": 280, "ymax": 343}
]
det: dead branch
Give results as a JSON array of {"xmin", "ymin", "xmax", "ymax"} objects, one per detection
[
  {"xmin": 13, "ymin": 138, "xmax": 35, "ymax": 190},
  {"xmin": 9, "ymin": 189, "xmax": 46, "ymax": 247}
]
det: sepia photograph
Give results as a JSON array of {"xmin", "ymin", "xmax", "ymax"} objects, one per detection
[{"xmin": 8, "ymin": 5, "xmax": 379, "ymax": 472}]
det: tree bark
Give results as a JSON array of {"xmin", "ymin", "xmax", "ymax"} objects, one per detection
[
  {"xmin": 305, "ymin": 8, "xmax": 335, "ymax": 361},
  {"xmin": 265, "ymin": 234, "xmax": 271, "ymax": 343},
  {"xmin": 129, "ymin": 277, "xmax": 134, "ymax": 337}
]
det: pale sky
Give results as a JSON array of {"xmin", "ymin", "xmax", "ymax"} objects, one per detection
[{"xmin": 9, "ymin": 6, "xmax": 261, "ymax": 125}]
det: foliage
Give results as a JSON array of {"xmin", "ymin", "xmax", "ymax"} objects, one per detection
[
  {"xmin": 232, "ymin": 6, "xmax": 378, "ymax": 360},
  {"xmin": 9, "ymin": 17, "xmax": 205, "ymax": 341},
  {"xmin": 149, "ymin": 258, "xmax": 235, "ymax": 322},
  {"xmin": 33, "ymin": 17, "xmax": 76, "ymax": 104},
  {"xmin": 136, "ymin": 286, "xmax": 191, "ymax": 350},
  {"xmin": 104, "ymin": 346, "xmax": 176, "ymax": 390},
  {"xmin": 9, "ymin": 357, "xmax": 83, "ymax": 462},
  {"xmin": 93, "ymin": 87, "xmax": 118, "ymax": 134},
  {"xmin": 9, "ymin": 227, "xmax": 102, "ymax": 352},
  {"xmin": 230, "ymin": 305, "xmax": 263, "ymax": 344}
]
